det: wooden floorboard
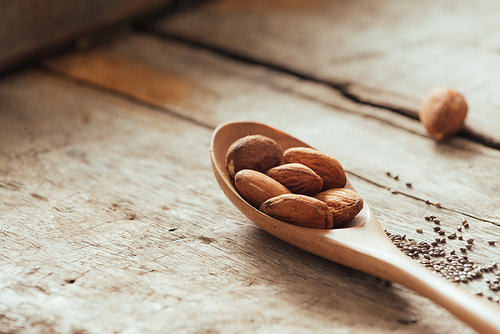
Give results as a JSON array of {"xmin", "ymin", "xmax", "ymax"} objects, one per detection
[
  {"xmin": 1, "ymin": 5, "xmax": 500, "ymax": 333},
  {"xmin": 149, "ymin": 0, "xmax": 500, "ymax": 148}
]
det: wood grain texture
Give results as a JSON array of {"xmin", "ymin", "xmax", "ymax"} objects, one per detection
[
  {"xmin": 1, "ymin": 25, "xmax": 500, "ymax": 334},
  {"xmin": 0, "ymin": 0, "xmax": 173, "ymax": 72},
  {"xmin": 43, "ymin": 34, "xmax": 500, "ymax": 226},
  {"xmin": 0, "ymin": 67, "xmax": 483, "ymax": 334},
  {"xmin": 149, "ymin": 0, "xmax": 500, "ymax": 147}
]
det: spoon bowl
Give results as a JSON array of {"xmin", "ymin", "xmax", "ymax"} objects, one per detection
[{"xmin": 210, "ymin": 120, "xmax": 500, "ymax": 334}]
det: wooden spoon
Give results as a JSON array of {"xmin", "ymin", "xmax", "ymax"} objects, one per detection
[{"xmin": 210, "ymin": 120, "xmax": 500, "ymax": 334}]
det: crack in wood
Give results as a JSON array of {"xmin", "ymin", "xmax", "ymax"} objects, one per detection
[
  {"xmin": 140, "ymin": 28, "xmax": 500, "ymax": 151},
  {"xmin": 347, "ymin": 170, "xmax": 500, "ymax": 227}
]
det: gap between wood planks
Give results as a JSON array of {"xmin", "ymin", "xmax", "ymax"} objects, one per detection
[
  {"xmin": 39, "ymin": 63, "xmax": 500, "ymax": 228},
  {"xmin": 138, "ymin": 27, "xmax": 500, "ymax": 151}
]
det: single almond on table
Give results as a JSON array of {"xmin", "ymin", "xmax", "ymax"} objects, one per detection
[
  {"xmin": 260, "ymin": 194, "xmax": 334, "ymax": 229},
  {"xmin": 234, "ymin": 169, "xmax": 291, "ymax": 208},
  {"xmin": 266, "ymin": 163, "xmax": 323, "ymax": 196},
  {"xmin": 314, "ymin": 188, "xmax": 363, "ymax": 226},
  {"xmin": 283, "ymin": 147, "xmax": 346, "ymax": 190},
  {"xmin": 226, "ymin": 134, "xmax": 283, "ymax": 178}
]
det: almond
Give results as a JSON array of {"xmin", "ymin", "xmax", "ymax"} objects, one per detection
[
  {"xmin": 266, "ymin": 163, "xmax": 323, "ymax": 196},
  {"xmin": 226, "ymin": 135, "xmax": 283, "ymax": 178},
  {"xmin": 234, "ymin": 169, "xmax": 291, "ymax": 208},
  {"xmin": 260, "ymin": 194, "xmax": 334, "ymax": 229},
  {"xmin": 314, "ymin": 188, "xmax": 363, "ymax": 226},
  {"xmin": 283, "ymin": 147, "xmax": 346, "ymax": 190}
]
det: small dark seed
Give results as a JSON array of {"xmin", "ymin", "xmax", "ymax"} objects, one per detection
[
  {"xmin": 458, "ymin": 236, "xmax": 463, "ymax": 240},
  {"xmin": 467, "ymin": 239, "xmax": 474, "ymax": 244},
  {"xmin": 386, "ymin": 171, "xmax": 391, "ymax": 177},
  {"xmin": 394, "ymin": 174, "xmax": 399, "ymax": 180},
  {"xmin": 460, "ymin": 248, "xmax": 467, "ymax": 252},
  {"xmin": 466, "ymin": 244, "xmax": 472, "ymax": 250},
  {"xmin": 416, "ymin": 228, "xmax": 423, "ymax": 233},
  {"xmin": 457, "ymin": 227, "xmax": 462, "ymax": 232},
  {"xmin": 434, "ymin": 220, "xmax": 441, "ymax": 224},
  {"xmin": 488, "ymin": 241, "xmax": 496, "ymax": 245},
  {"xmin": 406, "ymin": 182, "xmax": 412, "ymax": 188},
  {"xmin": 434, "ymin": 202, "xmax": 442, "ymax": 208},
  {"xmin": 433, "ymin": 226, "xmax": 441, "ymax": 232},
  {"xmin": 461, "ymin": 219, "xmax": 467, "ymax": 225},
  {"xmin": 439, "ymin": 231, "xmax": 445, "ymax": 235},
  {"xmin": 464, "ymin": 223, "xmax": 469, "ymax": 228}
]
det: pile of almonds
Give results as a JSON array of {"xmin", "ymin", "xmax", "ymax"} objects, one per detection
[{"xmin": 225, "ymin": 134, "xmax": 363, "ymax": 229}]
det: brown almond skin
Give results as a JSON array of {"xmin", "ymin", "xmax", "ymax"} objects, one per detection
[
  {"xmin": 283, "ymin": 147, "xmax": 346, "ymax": 190},
  {"xmin": 314, "ymin": 188, "xmax": 364, "ymax": 226},
  {"xmin": 266, "ymin": 163, "xmax": 323, "ymax": 196},
  {"xmin": 226, "ymin": 135, "xmax": 283, "ymax": 178},
  {"xmin": 419, "ymin": 87, "xmax": 468, "ymax": 140},
  {"xmin": 235, "ymin": 169, "xmax": 291, "ymax": 208},
  {"xmin": 260, "ymin": 194, "xmax": 334, "ymax": 229}
]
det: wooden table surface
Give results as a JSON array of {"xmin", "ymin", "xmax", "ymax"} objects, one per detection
[{"xmin": 2, "ymin": 0, "xmax": 500, "ymax": 333}]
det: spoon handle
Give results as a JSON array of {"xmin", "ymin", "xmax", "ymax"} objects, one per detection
[{"xmin": 370, "ymin": 251, "xmax": 500, "ymax": 334}]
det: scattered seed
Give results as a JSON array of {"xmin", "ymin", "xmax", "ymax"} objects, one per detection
[
  {"xmin": 434, "ymin": 202, "xmax": 442, "ymax": 208},
  {"xmin": 450, "ymin": 250, "xmax": 456, "ymax": 255},
  {"xmin": 458, "ymin": 236, "xmax": 463, "ymax": 240},
  {"xmin": 390, "ymin": 188, "xmax": 397, "ymax": 194},
  {"xmin": 460, "ymin": 248, "xmax": 467, "ymax": 253},
  {"xmin": 467, "ymin": 238, "xmax": 474, "ymax": 244},
  {"xmin": 448, "ymin": 233, "xmax": 457, "ymax": 240},
  {"xmin": 457, "ymin": 226, "xmax": 462, "ymax": 232},
  {"xmin": 425, "ymin": 199, "xmax": 431, "ymax": 204},
  {"xmin": 476, "ymin": 290, "xmax": 483, "ymax": 296},
  {"xmin": 466, "ymin": 244, "xmax": 472, "ymax": 250},
  {"xmin": 434, "ymin": 220, "xmax": 441, "ymax": 224},
  {"xmin": 386, "ymin": 171, "xmax": 391, "ymax": 177},
  {"xmin": 433, "ymin": 226, "xmax": 441, "ymax": 232},
  {"xmin": 464, "ymin": 223, "xmax": 470, "ymax": 228},
  {"xmin": 406, "ymin": 182, "xmax": 412, "ymax": 188},
  {"xmin": 394, "ymin": 174, "xmax": 399, "ymax": 180},
  {"xmin": 488, "ymin": 241, "xmax": 496, "ymax": 245},
  {"xmin": 439, "ymin": 231, "xmax": 445, "ymax": 236},
  {"xmin": 416, "ymin": 228, "xmax": 423, "ymax": 233},
  {"xmin": 462, "ymin": 219, "xmax": 467, "ymax": 225}
]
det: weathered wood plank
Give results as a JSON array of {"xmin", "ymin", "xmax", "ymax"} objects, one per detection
[
  {"xmin": 38, "ymin": 32, "xmax": 500, "ymax": 331},
  {"xmin": 0, "ymin": 69, "xmax": 478, "ymax": 334},
  {"xmin": 0, "ymin": 0, "xmax": 174, "ymax": 72},
  {"xmin": 149, "ymin": 0, "xmax": 500, "ymax": 147},
  {"xmin": 43, "ymin": 33, "xmax": 500, "ymax": 226}
]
